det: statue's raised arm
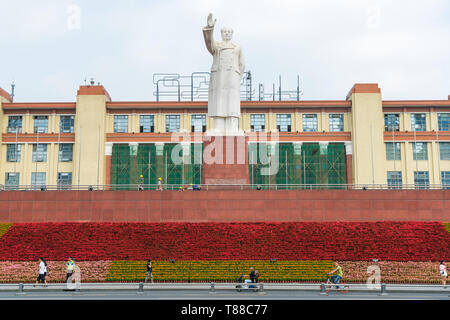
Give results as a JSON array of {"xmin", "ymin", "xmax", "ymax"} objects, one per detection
[
  {"xmin": 207, "ymin": 13, "xmax": 216, "ymax": 28},
  {"xmin": 203, "ymin": 13, "xmax": 217, "ymax": 55}
]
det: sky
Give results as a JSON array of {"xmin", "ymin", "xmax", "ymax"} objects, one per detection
[{"xmin": 0, "ymin": 0, "xmax": 449, "ymax": 102}]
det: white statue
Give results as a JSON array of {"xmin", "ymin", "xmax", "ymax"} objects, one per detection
[{"xmin": 203, "ymin": 13, "xmax": 245, "ymax": 135}]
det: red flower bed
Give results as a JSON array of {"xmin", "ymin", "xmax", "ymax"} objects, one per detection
[{"xmin": 0, "ymin": 222, "xmax": 448, "ymax": 261}]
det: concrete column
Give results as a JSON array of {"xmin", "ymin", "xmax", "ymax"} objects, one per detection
[
  {"xmin": 74, "ymin": 85, "xmax": 110, "ymax": 185},
  {"xmin": 105, "ymin": 142, "xmax": 113, "ymax": 188},
  {"xmin": 155, "ymin": 143, "xmax": 165, "ymax": 183},
  {"xmin": 129, "ymin": 142, "xmax": 139, "ymax": 186},
  {"xmin": 347, "ymin": 83, "xmax": 385, "ymax": 185},
  {"xmin": 345, "ymin": 141, "xmax": 353, "ymax": 186},
  {"xmin": 430, "ymin": 141, "xmax": 441, "ymax": 185},
  {"xmin": 293, "ymin": 142, "xmax": 303, "ymax": 184},
  {"xmin": 0, "ymin": 88, "xmax": 11, "ymax": 184}
]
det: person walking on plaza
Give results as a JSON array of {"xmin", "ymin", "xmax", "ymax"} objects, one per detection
[
  {"xmin": 138, "ymin": 175, "xmax": 144, "ymax": 191},
  {"xmin": 35, "ymin": 257, "xmax": 48, "ymax": 286},
  {"xmin": 439, "ymin": 260, "xmax": 447, "ymax": 287},
  {"xmin": 157, "ymin": 177, "xmax": 163, "ymax": 191},
  {"xmin": 66, "ymin": 256, "xmax": 75, "ymax": 282},
  {"xmin": 145, "ymin": 259, "xmax": 153, "ymax": 283}
]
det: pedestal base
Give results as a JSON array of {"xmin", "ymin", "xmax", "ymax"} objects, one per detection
[{"xmin": 202, "ymin": 135, "xmax": 249, "ymax": 186}]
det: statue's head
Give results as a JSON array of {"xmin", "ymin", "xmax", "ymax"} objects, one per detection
[{"xmin": 221, "ymin": 27, "xmax": 233, "ymax": 41}]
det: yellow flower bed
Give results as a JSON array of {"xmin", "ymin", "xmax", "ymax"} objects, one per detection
[
  {"xmin": 0, "ymin": 224, "xmax": 12, "ymax": 239},
  {"xmin": 443, "ymin": 222, "xmax": 450, "ymax": 233},
  {"xmin": 106, "ymin": 260, "xmax": 333, "ymax": 282}
]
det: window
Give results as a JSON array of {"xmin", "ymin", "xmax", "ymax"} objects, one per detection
[
  {"xmin": 59, "ymin": 144, "xmax": 73, "ymax": 162},
  {"xmin": 6, "ymin": 144, "xmax": 21, "ymax": 162},
  {"xmin": 31, "ymin": 172, "xmax": 46, "ymax": 189},
  {"xmin": 60, "ymin": 115, "xmax": 74, "ymax": 133},
  {"xmin": 384, "ymin": 114, "xmax": 399, "ymax": 132},
  {"xmin": 412, "ymin": 142, "xmax": 428, "ymax": 160},
  {"xmin": 387, "ymin": 171, "xmax": 402, "ymax": 189},
  {"xmin": 277, "ymin": 114, "xmax": 291, "ymax": 132},
  {"xmin": 140, "ymin": 115, "xmax": 154, "ymax": 133},
  {"xmin": 34, "ymin": 116, "xmax": 48, "ymax": 133},
  {"xmin": 32, "ymin": 144, "xmax": 47, "ymax": 162},
  {"xmin": 438, "ymin": 113, "xmax": 450, "ymax": 131},
  {"xmin": 329, "ymin": 114, "xmax": 344, "ymax": 132},
  {"xmin": 414, "ymin": 171, "xmax": 429, "ymax": 189},
  {"xmin": 303, "ymin": 114, "xmax": 317, "ymax": 132},
  {"xmin": 440, "ymin": 142, "xmax": 450, "ymax": 160},
  {"xmin": 385, "ymin": 142, "xmax": 401, "ymax": 160},
  {"xmin": 250, "ymin": 114, "xmax": 265, "ymax": 132},
  {"xmin": 8, "ymin": 116, "xmax": 22, "ymax": 133},
  {"xmin": 165, "ymin": 115, "xmax": 180, "ymax": 132},
  {"xmin": 442, "ymin": 171, "xmax": 450, "ymax": 189},
  {"xmin": 5, "ymin": 173, "xmax": 19, "ymax": 190},
  {"xmin": 191, "ymin": 114, "xmax": 206, "ymax": 132},
  {"xmin": 114, "ymin": 115, "xmax": 128, "ymax": 133},
  {"xmin": 57, "ymin": 172, "xmax": 72, "ymax": 190},
  {"xmin": 411, "ymin": 113, "xmax": 426, "ymax": 131}
]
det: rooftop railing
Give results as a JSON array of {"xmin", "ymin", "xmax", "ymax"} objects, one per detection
[{"xmin": 0, "ymin": 183, "xmax": 448, "ymax": 191}]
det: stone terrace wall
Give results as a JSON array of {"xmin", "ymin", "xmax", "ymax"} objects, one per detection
[{"xmin": 0, "ymin": 190, "xmax": 448, "ymax": 222}]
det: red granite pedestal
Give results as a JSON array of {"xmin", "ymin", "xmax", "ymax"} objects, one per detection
[{"xmin": 202, "ymin": 135, "xmax": 249, "ymax": 186}]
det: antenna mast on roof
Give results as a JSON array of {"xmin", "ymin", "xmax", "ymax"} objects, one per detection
[{"xmin": 10, "ymin": 81, "xmax": 15, "ymax": 102}]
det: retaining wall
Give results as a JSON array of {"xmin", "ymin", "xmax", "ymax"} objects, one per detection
[{"xmin": 0, "ymin": 190, "xmax": 448, "ymax": 222}]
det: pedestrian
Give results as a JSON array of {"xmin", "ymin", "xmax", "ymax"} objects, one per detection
[
  {"xmin": 157, "ymin": 177, "xmax": 163, "ymax": 191},
  {"xmin": 145, "ymin": 259, "xmax": 153, "ymax": 283},
  {"xmin": 138, "ymin": 175, "xmax": 144, "ymax": 191},
  {"xmin": 35, "ymin": 257, "xmax": 48, "ymax": 286},
  {"xmin": 254, "ymin": 269, "xmax": 260, "ymax": 283},
  {"xmin": 439, "ymin": 260, "xmax": 447, "ymax": 287},
  {"xmin": 66, "ymin": 256, "xmax": 75, "ymax": 282},
  {"xmin": 243, "ymin": 267, "xmax": 256, "ymax": 284}
]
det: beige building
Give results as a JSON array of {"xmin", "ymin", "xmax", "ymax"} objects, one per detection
[{"xmin": 0, "ymin": 83, "xmax": 449, "ymax": 188}]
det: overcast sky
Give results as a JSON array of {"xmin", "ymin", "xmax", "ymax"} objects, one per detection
[{"xmin": 0, "ymin": 0, "xmax": 449, "ymax": 102}]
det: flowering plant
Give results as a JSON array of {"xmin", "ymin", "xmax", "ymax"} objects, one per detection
[{"xmin": 0, "ymin": 222, "xmax": 448, "ymax": 261}]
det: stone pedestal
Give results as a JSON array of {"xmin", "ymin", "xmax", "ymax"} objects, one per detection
[{"xmin": 202, "ymin": 135, "xmax": 249, "ymax": 185}]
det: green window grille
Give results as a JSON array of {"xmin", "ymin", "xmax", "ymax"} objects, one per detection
[
  {"xmin": 111, "ymin": 143, "xmax": 203, "ymax": 190},
  {"xmin": 248, "ymin": 143, "xmax": 347, "ymax": 189}
]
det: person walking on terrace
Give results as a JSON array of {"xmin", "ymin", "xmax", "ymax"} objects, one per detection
[
  {"xmin": 138, "ymin": 175, "xmax": 144, "ymax": 191},
  {"xmin": 145, "ymin": 259, "xmax": 153, "ymax": 283}
]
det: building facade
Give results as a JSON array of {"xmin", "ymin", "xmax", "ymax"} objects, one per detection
[{"xmin": 0, "ymin": 83, "xmax": 449, "ymax": 188}]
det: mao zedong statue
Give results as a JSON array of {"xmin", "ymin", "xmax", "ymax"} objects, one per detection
[{"xmin": 203, "ymin": 13, "xmax": 244, "ymax": 135}]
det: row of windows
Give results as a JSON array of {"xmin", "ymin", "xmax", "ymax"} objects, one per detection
[
  {"xmin": 6, "ymin": 144, "xmax": 73, "ymax": 162},
  {"xmin": 7, "ymin": 116, "xmax": 74, "ymax": 133},
  {"xmin": 384, "ymin": 113, "xmax": 450, "ymax": 132},
  {"xmin": 385, "ymin": 142, "xmax": 450, "ymax": 161},
  {"xmin": 387, "ymin": 171, "xmax": 450, "ymax": 189},
  {"xmin": 113, "ymin": 114, "xmax": 345, "ymax": 133},
  {"xmin": 4, "ymin": 172, "xmax": 72, "ymax": 188},
  {"xmin": 7, "ymin": 112, "xmax": 450, "ymax": 134}
]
